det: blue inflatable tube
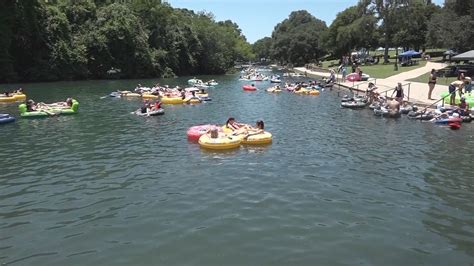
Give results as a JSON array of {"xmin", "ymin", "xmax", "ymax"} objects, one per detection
[{"xmin": 0, "ymin": 114, "xmax": 15, "ymax": 124}]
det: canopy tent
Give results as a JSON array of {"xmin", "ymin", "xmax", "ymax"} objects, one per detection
[
  {"xmin": 399, "ymin": 50, "xmax": 421, "ymax": 57},
  {"xmin": 452, "ymin": 50, "xmax": 474, "ymax": 61}
]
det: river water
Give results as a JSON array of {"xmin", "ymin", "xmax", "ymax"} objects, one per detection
[{"xmin": 1, "ymin": 74, "xmax": 473, "ymax": 265}]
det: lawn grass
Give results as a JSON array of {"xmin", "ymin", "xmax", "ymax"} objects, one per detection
[
  {"xmin": 407, "ymin": 72, "xmax": 457, "ymax": 85},
  {"xmin": 361, "ymin": 60, "xmax": 428, "ymax": 79}
]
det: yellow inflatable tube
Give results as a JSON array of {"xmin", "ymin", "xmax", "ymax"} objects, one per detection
[
  {"xmin": 142, "ymin": 93, "xmax": 159, "ymax": 99},
  {"xmin": 0, "ymin": 93, "xmax": 26, "ymax": 103},
  {"xmin": 161, "ymin": 96, "xmax": 184, "ymax": 104},
  {"xmin": 119, "ymin": 91, "xmax": 141, "ymax": 97},
  {"xmin": 242, "ymin": 132, "xmax": 272, "ymax": 145},
  {"xmin": 294, "ymin": 88, "xmax": 309, "ymax": 94},
  {"xmin": 199, "ymin": 134, "xmax": 242, "ymax": 150},
  {"xmin": 309, "ymin": 90, "xmax": 320, "ymax": 95}
]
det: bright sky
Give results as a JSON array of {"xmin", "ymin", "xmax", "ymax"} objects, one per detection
[{"xmin": 168, "ymin": 0, "xmax": 444, "ymax": 44}]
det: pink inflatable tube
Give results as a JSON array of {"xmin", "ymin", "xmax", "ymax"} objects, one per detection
[{"xmin": 187, "ymin": 124, "xmax": 222, "ymax": 141}]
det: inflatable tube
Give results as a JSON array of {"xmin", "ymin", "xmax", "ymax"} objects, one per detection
[
  {"xmin": 183, "ymin": 97, "xmax": 201, "ymax": 104},
  {"xmin": 19, "ymin": 99, "xmax": 79, "ymax": 118},
  {"xmin": 119, "ymin": 91, "xmax": 141, "ymax": 97},
  {"xmin": 198, "ymin": 134, "xmax": 242, "ymax": 150},
  {"xmin": 0, "ymin": 93, "xmax": 26, "ymax": 103},
  {"xmin": 449, "ymin": 122, "xmax": 461, "ymax": 130},
  {"xmin": 309, "ymin": 90, "xmax": 320, "ymax": 95},
  {"xmin": 243, "ymin": 85, "xmax": 257, "ymax": 91},
  {"xmin": 462, "ymin": 116, "xmax": 472, "ymax": 123},
  {"xmin": 433, "ymin": 117, "xmax": 463, "ymax": 124},
  {"xmin": 266, "ymin": 87, "xmax": 282, "ymax": 93},
  {"xmin": 241, "ymin": 132, "xmax": 272, "ymax": 145},
  {"xmin": 346, "ymin": 73, "xmax": 361, "ymax": 82},
  {"xmin": 109, "ymin": 91, "xmax": 121, "ymax": 98},
  {"xmin": 341, "ymin": 101, "xmax": 367, "ymax": 108},
  {"xmin": 294, "ymin": 88, "xmax": 309, "ymax": 94},
  {"xmin": 374, "ymin": 108, "xmax": 401, "ymax": 118},
  {"xmin": 161, "ymin": 97, "xmax": 184, "ymax": 104},
  {"xmin": 187, "ymin": 124, "xmax": 222, "ymax": 142},
  {"xmin": 0, "ymin": 114, "xmax": 15, "ymax": 124},
  {"xmin": 142, "ymin": 93, "xmax": 159, "ymax": 99},
  {"xmin": 135, "ymin": 108, "xmax": 164, "ymax": 116}
]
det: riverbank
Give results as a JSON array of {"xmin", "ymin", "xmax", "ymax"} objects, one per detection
[{"xmin": 294, "ymin": 61, "xmax": 450, "ymax": 108}]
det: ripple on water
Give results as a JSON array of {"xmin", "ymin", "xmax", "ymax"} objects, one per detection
[{"xmin": 1, "ymin": 78, "xmax": 473, "ymax": 265}]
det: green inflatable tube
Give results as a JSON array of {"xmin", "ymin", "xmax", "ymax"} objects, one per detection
[
  {"xmin": 19, "ymin": 99, "xmax": 79, "ymax": 118},
  {"xmin": 440, "ymin": 92, "xmax": 474, "ymax": 105}
]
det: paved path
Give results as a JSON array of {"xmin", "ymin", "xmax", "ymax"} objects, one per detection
[{"xmin": 294, "ymin": 61, "xmax": 451, "ymax": 107}]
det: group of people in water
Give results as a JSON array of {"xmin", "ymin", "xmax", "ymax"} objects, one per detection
[
  {"xmin": 1, "ymin": 88, "xmax": 23, "ymax": 97},
  {"xmin": 25, "ymin": 97, "xmax": 74, "ymax": 115},
  {"xmin": 205, "ymin": 117, "xmax": 265, "ymax": 139},
  {"xmin": 140, "ymin": 100, "xmax": 162, "ymax": 114}
]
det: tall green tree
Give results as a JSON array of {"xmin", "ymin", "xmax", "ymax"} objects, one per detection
[
  {"xmin": 271, "ymin": 10, "xmax": 327, "ymax": 66},
  {"xmin": 426, "ymin": 0, "xmax": 474, "ymax": 51},
  {"xmin": 325, "ymin": 2, "xmax": 378, "ymax": 59}
]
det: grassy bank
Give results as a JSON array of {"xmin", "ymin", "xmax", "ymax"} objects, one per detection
[{"xmin": 407, "ymin": 73, "xmax": 457, "ymax": 85}]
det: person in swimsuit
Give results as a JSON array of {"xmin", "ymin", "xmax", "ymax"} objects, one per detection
[
  {"xmin": 428, "ymin": 69, "xmax": 437, "ymax": 100},
  {"xmin": 448, "ymin": 80, "xmax": 464, "ymax": 106},
  {"xmin": 391, "ymin": 83, "xmax": 404, "ymax": 104}
]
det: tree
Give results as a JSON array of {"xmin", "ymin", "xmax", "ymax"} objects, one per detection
[
  {"xmin": 426, "ymin": 0, "xmax": 474, "ymax": 51},
  {"xmin": 325, "ymin": 2, "xmax": 378, "ymax": 59},
  {"xmin": 252, "ymin": 37, "xmax": 272, "ymax": 61},
  {"xmin": 271, "ymin": 10, "xmax": 327, "ymax": 66}
]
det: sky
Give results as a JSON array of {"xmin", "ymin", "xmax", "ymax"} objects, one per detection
[{"xmin": 168, "ymin": 0, "xmax": 445, "ymax": 44}]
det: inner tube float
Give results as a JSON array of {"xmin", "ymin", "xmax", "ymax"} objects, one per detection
[
  {"xmin": 198, "ymin": 134, "xmax": 242, "ymax": 150},
  {"xmin": 407, "ymin": 111, "xmax": 434, "ymax": 120},
  {"xmin": 18, "ymin": 99, "xmax": 79, "ymax": 118},
  {"xmin": 187, "ymin": 124, "xmax": 222, "ymax": 142},
  {"xmin": 346, "ymin": 73, "xmax": 361, "ymax": 82},
  {"xmin": 374, "ymin": 108, "xmax": 401, "ymax": 118},
  {"xmin": 341, "ymin": 101, "xmax": 367, "ymax": 108},
  {"xmin": 433, "ymin": 117, "xmax": 463, "ymax": 124},
  {"xmin": 241, "ymin": 132, "xmax": 272, "ymax": 145},
  {"xmin": 109, "ymin": 91, "xmax": 121, "ymax": 98},
  {"xmin": 448, "ymin": 122, "xmax": 461, "ymax": 130},
  {"xmin": 183, "ymin": 97, "xmax": 201, "ymax": 104},
  {"xmin": 161, "ymin": 96, "xmax": 184, "ymax": 104},
  {"xmin": 119, "ymin": 91, "xmax": 141, "ymax": 97},
  {"xmin": 462, "ymin": 116, "xmax": 472, "ymax": 123},
  {"xmin": 135, "ymin": 108, "xmax": 164, "ymax": 117},
  {"xmin": 142, "ymin": 93, "xmax": 159, "ymax": 99},
  {"xmin": 243, "ymin": 85, "xmax": 257, "ymax": 91},
  {"xmin": 0, "ymin": 93, "xmax": 26, "ymax": 103},
  {"xmin": 0, "ymin": 114, "xmax": 15, "ymax": 124},
  {"xmin": 294, "ymin": 88, "xmax": 309, "ymax": 94},
  {"xmin": 309, "ymin": 90, "xmax": 320, "ymax": 95},
  {"xmin": 266, "ymin": 87, "xmax": 282, "ymax": 93}
]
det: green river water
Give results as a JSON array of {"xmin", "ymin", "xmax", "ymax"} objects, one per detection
[{"xmin": 1, "ymin": 73, "xmax": 473, "ymax": 265}]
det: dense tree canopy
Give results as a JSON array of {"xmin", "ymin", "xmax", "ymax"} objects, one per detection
[
  {"xmin": 253, "ymin": 0, "xmax": 471, "ymax": 65},
  {"xmin": 270, "ymin": 10, "xmax": 327, "ymax": 66},
  {"xmin": 0, "ymin": 0, "xmax": 255, "ymax": 83},
  {"xmin": 325, "ymin": 1, "xmax": 378, "ymax": 59},
  {"xmin": 426, "ymin": 0, "xmax": 474, "ymax": 51}
]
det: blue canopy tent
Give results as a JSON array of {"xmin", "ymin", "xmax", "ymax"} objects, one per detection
[
  {"xmin": 399, "ymin": 50, "xmax": 421, "ymax": 57},
  {"xmin": 398, "ymin": 50, "xmax": 421, "ymax": 66}
]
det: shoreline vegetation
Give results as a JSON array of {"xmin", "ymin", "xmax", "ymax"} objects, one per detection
[{"xmin": 1, "ymin": 1, "xmax": 472, "ymax": 85}]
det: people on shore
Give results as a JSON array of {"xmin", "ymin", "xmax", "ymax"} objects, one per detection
[
  {"xmin": 391, "ymin": 83, "xmax": 404, "ymax": 104},
  {"xmin": 366, "ymin": 82, "xmax": 378, "ymax": 103},
  {"xmin": 448, "ymin": 80, "xmax": 464, "ymax": 105},
  {"xmin": 464, "ymin": 77, "xmax": 472, "ymax": 94},
  {"xmin": 428, "ymin": 69, "xmax": 437, "ymax": 100}
]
